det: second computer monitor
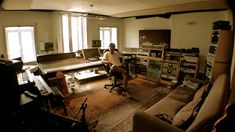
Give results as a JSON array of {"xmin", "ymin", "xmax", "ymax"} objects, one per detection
[{"xmin": 82, "ymin": 48, "xmax": 101, "ymax": 61}]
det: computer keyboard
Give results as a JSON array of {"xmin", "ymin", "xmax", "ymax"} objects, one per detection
[
  {"xmin": 88, "ymin": 57, "xmax": 100, "ymax": 61},
  {"xmin": 33, "ymin": 75, "xmax": 54, "ymax": 96},
  {"xmin": 17, "ymin": 69, "xmax": 34, "ymax": 85}
]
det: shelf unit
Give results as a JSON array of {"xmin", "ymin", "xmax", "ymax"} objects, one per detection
[
  {"xmin": 136, "ymin": 45, "xmax": 166, "ymax": 82},
  {"xmin": 180, "ymin": 55, "xmax": 199, "ymax": 79},
  {"xmin": 137, "ymin": 45, "xmax": 166, "ymax": 59},
  {"xmin": 160, "ymin": 49, "xmax": 199, "ymax": 85},
  {"xmin": 206, "ymin": 29, "xmax": 233, "ymax": 83},
  {"xmin": 160, "ymin": 60, "xmax": 181, "ymax": 85},
  {"xmin": 127, "ymin": 44, "xmax": 200, "ymax": 85},
  {"xmin": 159, "ymin": 50, "xmax": 181, "ymax": 85}
]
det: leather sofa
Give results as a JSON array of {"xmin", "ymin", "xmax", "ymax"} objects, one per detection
[{"xmin": 132, "ymin": 74, "xmax": 232, "ymax": 132}]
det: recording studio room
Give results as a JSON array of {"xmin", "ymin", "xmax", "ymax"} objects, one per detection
[{"xmin": 0, "ymin": 0, "xmax": 234, "ymax": 131}]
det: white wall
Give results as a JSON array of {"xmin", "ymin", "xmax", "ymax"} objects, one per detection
[
  {"xmin": 87, "ymin": 17, "xmax": 123, "ymax": 50},
  {"xmin": 0, "ymin": 11, "xmax": 53, "ymax": 56}
]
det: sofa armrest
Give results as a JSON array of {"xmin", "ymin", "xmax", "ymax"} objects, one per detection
[{"xmin": 133, "ymin": 111, "xmax": 183, "ymax": 132}]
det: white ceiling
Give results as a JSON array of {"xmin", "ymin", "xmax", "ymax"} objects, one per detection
[{"xmin": 1, "ymin": 0, "xmax": 230, "ymax": 18}]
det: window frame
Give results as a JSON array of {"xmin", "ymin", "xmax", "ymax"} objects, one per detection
[
  {"xmin": 99, "ymin": 26, "xmax": 118, "ymax": 49},
  {"xmin": 61, "ymin": 13, "xmax": 87, "ymax": 53},
  {"xmin": 4, "ymin": 25, "xmax": 37, "ymax": 63}
]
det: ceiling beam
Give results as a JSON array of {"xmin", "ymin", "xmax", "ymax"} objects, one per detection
[
  {"xmin": 113, "ymin": 0, "xmax": 229, "ymax": 18},
  {"xmin": 135, "ymin": 8, "xmax": 227, "ymax": 19}
]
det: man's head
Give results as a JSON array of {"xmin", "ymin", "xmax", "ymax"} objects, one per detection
[
  {"xmin": 109, "ymin": 43, "xmax": 116, "ymax": 53},
  {"xmin": 109, "ymin": 43, "xmax": 116, "ymax": 48}
]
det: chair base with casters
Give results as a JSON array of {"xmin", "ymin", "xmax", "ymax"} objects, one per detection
[{"xmin": 104, "ymin": 71, "xmax": 128, "ymax": 96}]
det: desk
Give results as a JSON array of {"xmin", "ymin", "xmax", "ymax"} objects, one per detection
[
  {"xmin": 38, "ymin": 57, "xmax": 104, "ymax": 78},
  {"xmin": 40, "ymin": 60, "xmax": 103, "ymax": 74},
  {"xmin": 37, "ymin": 56, "xmax": 107, "ymax": 87}
]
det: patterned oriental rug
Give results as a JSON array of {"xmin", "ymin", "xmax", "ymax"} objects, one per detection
[{"xmin": 55, "ymin": 78, "xmax": 169, "ymax": 132}]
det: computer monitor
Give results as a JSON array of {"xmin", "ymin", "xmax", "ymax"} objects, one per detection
[
  {"xmin": 92, "ymin": 40, "xmax": 101, "ymax": 47},
  {"xmin": 44, "ymin": 42, "xmax": 54, "ymax": 52},
  {"xmin": 82, "ymin": 48, "xmax": 101, "ymax": 61}
]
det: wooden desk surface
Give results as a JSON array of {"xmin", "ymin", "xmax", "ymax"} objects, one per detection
[{"xmin": 38, "ymin": 57, "xmax": 103, "ymax": 75}]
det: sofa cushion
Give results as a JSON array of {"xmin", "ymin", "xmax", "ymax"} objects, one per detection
[
  {"xmin": 146, "ymin": 96, "xmax": 186, "ymax": 119},
  {"xmin": 168, "ymin": 85, "xmax": 196, "ymax": 103},
  {"xmin": 187, "ymin": 74, "xmax": 230, "ymax": 132},
  {"xmin": 146, "ymin": 83, "xmax": 199, "ymax": 120},
  {"xmin": 172, "ymin": 83, "xmax": 211, "ymax": 129},
  {"xmin": 193, "ymin": 83, "xmax": 210, "ymax": 100},
  {"xmin": 172, "ymin": 98, "xmax": 202, "ymax": 128}
]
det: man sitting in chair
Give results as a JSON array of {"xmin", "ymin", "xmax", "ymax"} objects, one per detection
[{"xmin": 102, "ymin": 43, "xmax": 129, "ymax": 95}]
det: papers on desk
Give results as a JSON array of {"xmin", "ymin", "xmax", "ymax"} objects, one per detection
[{"xmin": 74, "ymin": 70, "xmax": 107, "ymax": 81}]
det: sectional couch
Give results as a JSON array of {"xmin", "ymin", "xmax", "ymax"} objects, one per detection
[{"xmin": 132, "ymin": 74, "xmax": 232, "ymax": 132}]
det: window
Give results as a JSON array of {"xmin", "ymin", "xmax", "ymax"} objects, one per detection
[
  {"xmin": 62, "ymin": 14, "xmax": 70, "ymax": 52},
  {"xmin": 99, "ymin": 27, "xmax": 117, "ymax": 49},
  {"xmin": 5, "ymin": 26, "xmax": 36, "ymax": 63},
  {"xmin": 62, "ymin": 13, "xmax": 87, "ymax": 52}
]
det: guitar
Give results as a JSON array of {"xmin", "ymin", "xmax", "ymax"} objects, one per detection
[{"xmin": 56, "ymin": 71, "xmax": 71, "ymax": 104}]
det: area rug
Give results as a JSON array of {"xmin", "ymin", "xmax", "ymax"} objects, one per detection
[{"xmin": 56, "ymin": 78, "xmax": 169, "ymax": 132}]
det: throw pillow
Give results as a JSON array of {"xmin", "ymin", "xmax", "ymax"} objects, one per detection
[
  {"xmin": 172, "ymin": 98, "xmax": 202, "ymax": 129},
  {"xmin": 193, "ymin": 83, "xmax": 210, "ymax": 100}
]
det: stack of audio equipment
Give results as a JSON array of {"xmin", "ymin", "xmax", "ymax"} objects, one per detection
[
  {"xmin": 213, "ymin": 20, "xmax": 231, "ymax": 30},
  {"xmin": 206, "ymin": 21, "xmax": 233, "ymax": 82}
]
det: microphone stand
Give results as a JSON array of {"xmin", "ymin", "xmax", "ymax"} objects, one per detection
[{"xmin": 75, "ymin": 98, "xmax": 98, "ymax": 131}]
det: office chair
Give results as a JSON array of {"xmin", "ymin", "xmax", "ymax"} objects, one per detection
[{"xmin": 103, "ymin": 49, "xmax": 128, "ymax": 96}]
